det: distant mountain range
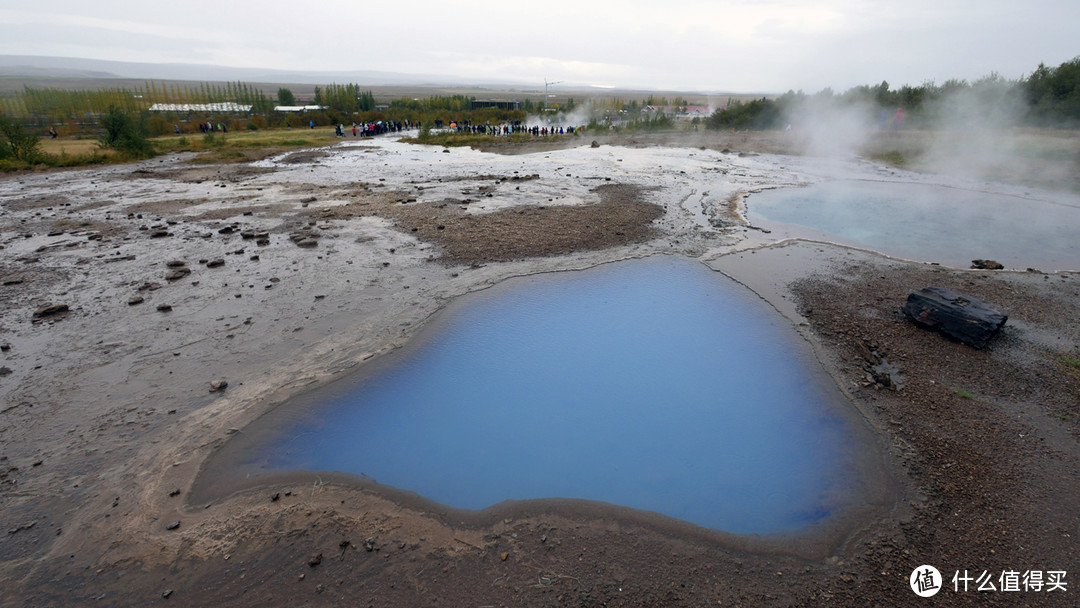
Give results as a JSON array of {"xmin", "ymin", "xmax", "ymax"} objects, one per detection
[{"xmin": 0, "ymin": 55, "xmax": 534, "ymax": 88}]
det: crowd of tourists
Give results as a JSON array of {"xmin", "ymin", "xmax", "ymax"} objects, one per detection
[{"xmin": 434, "ymin": 119, "xmax": 584, "ymax": 136}]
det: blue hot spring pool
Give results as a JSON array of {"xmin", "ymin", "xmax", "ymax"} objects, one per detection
[
  {"xmin": 214, "ymin": 256, "xmax": 865, "ymax": 535},
  {"xmin": 747, "ymin": 180, "xmax": 1080, "ymax": 271}
]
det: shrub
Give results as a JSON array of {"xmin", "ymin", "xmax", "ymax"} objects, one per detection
[
  {"xmin": 98, "ymin": 106, "xmax": 155, "ymax": 157},
  {"xmin": 0, "ymin": 116, "xmax": 43, "ymax": 162}
]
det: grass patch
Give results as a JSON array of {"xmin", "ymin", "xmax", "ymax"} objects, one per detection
[
  {"xmin": 1057, "ymin": 353, "xmax": 1080, "ymax": 369},
  {"xmin": 866, "ymin": 150, "xmax": 908, "ymax": 167},
  {"xmin": 151, "ymin": 129, "xmax": 321, "ymax": 163},
  {"xmin": 1056, "ymin": 352, "xmax": 1080, "ymax": 381},
  {"xmin": 954, "ymin": 388, "xmax": 975, "ymax": 400}
]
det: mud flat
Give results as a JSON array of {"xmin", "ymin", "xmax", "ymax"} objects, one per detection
[{"xmin": 1, "ymin": 135, "xmax": 1078, "ymax": 606}]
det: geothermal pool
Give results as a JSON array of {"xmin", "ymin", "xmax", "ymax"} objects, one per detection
[
  {"xmin": 209, "ymin": 256, "xmax": 863, "ymax": 534},
  {"xmin": 746, "ymin": 180, "xmax": 1080, "ymax": 271}
]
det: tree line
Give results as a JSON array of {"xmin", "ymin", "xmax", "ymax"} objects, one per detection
[{"xmin": 707, "ymin": 57, "xmax": 1080, "ymax": 130}]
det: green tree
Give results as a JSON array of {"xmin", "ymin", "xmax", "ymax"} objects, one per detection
[
  {"xmin": 0, "ymin": 116, "xmax": 42, "ymax": 162},
  {"xmin": 278, "ymin": 88, "xmax": 296, "ymax": 106},
  {"xmin": 98, "ymin": 106, "xmax": 154, "ymax": 157}
]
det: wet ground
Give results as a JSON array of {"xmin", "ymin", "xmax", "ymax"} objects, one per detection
[{"xmin": 1, "ymin": 132, "xmax": 1078, "ymax": 606}]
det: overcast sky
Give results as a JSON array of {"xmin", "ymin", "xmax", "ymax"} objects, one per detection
[{"xmin": 1, "ymin": 1, "xmax": 1077, "ymax": 93}]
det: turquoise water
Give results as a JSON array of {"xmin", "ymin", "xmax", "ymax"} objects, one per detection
[
  {"xmin": 245, "ymin": 256, "xmax": 858, "ymax": 534},
  {"xmin": 747, "ymin": 180, "xmax": 1080, "ymax": 270}
]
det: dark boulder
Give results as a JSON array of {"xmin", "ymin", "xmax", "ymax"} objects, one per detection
[
  {"xmin": 33, "ymin": 303, "xmax": 69, "ymax": 318},
  {"xmin": 902, "ymin": 287, "xmax": 1007, "ymax": 348}
]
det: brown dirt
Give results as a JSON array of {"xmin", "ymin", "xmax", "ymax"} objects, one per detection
[{"xmin": 378, "ymin": 182, "xmax": 664, "ymax": 265}]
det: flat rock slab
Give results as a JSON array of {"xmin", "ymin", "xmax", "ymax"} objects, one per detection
[{"xmin": 902, "ymin": 287, "xmax": 1007, "ymax": 348}]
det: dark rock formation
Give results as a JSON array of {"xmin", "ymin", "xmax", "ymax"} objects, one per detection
[
  {"xmin": 902, "ymin": 287, "xmax": 1007, "ymax": 348},
  {"xmin": 33, "ymin": 304, "xmax": 69, "ymax": 318}
]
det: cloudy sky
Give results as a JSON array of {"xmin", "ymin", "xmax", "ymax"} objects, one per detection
[{"xmin": 1, "ymin": 0, "xmax": 1077, "ymax": 92}]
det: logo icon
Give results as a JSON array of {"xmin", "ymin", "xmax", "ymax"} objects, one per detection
[{"xmin": 910, "ymin": 565, "xmax": 942, "ymax": 597}]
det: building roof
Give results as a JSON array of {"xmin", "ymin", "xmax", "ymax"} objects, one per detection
[
  {"xmin": 273, "ymin": 105, "xmax": 326, "ymax": 112},
  {"xmin": 149, "ymin": 102, "xmax": 253, "ymax": 112}
]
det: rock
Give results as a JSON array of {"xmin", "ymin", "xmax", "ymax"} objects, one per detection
[
  {"xmin": 162, "ymin": 589, "xmax": 173, "ymax": 599},
  {"xmin": 256, "ymin": 238, "xmax": 270, "ymax": 246},
  {"xmin": 128, "ymin": 296, "xmax": 144, "ymax": 306},
  {"xmin": 165, "ymin": 521, "xmax": 180, "ymax": 530},
  {"xmin": 168, "ymin": 489, "xmax": 181, "ymax": 497},
  {"xmin": 364, "ymin": 537, "xmax": 376, "ymax": 552},
  {"xmin": 296, "ymin": 238, "xmax": 318, "ymax": 248},
  {"xmin": 902, "ymin": 287, "xmax": 1007, "ymax": 348},
  {"xmin": 869, "ymin": 360, "xmax": 904, "ymax": 390},
  {"xmin": 209, "ymin": 379, "xmax": 228, "ymax": 392},
  {"xmin": 165, "ymin": 268, "xmax": 191, "ymax": 281},
  {"xmin": 156, "ymin": 304, "xmax": 173, "ymax": 312},
  {"xmin": 591, "ymin": 140, "xmax": 600, "ymax": 148},
  {"xmin": 971, "ymin": 259, "xmax": 1004, "ymax": 270},
  {"xmin": 149, "ymin": 230, "xmax": 170, "ymax": 238},
  {"xmin": 165, "ymin": 260, "xmax": 187, "ymax": 268},
  {"xmin": 308, "ymin": 553, "xmax": 323, "ymax": 567},
  {"xmin": 217, "ymin": 226, "xmax": 235, "ymax": 234},
  {"xmin": 0, "ymin": 367, "xmax": 11, "ymax": 376},
  {"xmin": 33, "ymin": 303, "xmax": 69, "ymax": 318},
  {"xmin": 206, "ymin": 259, "xmax": 225, "ymax": 268}
]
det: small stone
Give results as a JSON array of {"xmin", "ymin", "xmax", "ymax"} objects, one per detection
[
  {"xmin": 165, "ymin": 521, "xmax": 180, "ymax": 531},
  {"xmin": 156, "ymin": 304, "xmax": 172, "ymax": 312},
  {"xmin": 296, "ymin": 239, "xmax": 318, "ymax": 248},
  {"xmin": 971, "ymin": 259, "xmax": 1004, "ymax": 270},
  {"xmin": 218, "ymin": 226, "xmax": 234, "ymax": 234},
  {"xmin": 209, "ymin": 379, "xmax": 228, "ymax": 392},
  {"xmin": 162, "ymin": 589, "xmax": 173, "ymax": 599},
  {"xmin": 168, "ymin": 489, "xmax": 181, "ymax": 497},
  {"xmin": 0, "ymin": 367, "xmax": 11, "ymax": 376},
  {"xmin": 206, "ymin": 259, "xmax": 225, "ymax": 268},
  {"xmin": 308, "ymin": 553, "xmax": 323, "ymax": 567},
  {"xmin": 364, "ymin": 537, "xmax": 376, "ymax": 552},
  {"xmin": 33, "ymin": 303, "xmax": 69, "ymax": 318},
  {"xmin": 165, "ymin": 260, "xmax": 187, "ymax": 268},
  {"xmin": 271, "ymin": 492, "xmax": 280, "ymax": 502},
  {"xmin": 128, "ymin": 296, "xmax": 144, "ymax": 306},
  {"xmin": 501, "ymin": 552, "xmax": 509, "ymax": 561},
  {"xmin": 165, "ymin": 268, "xmax": 190, "ymax": 281}
]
